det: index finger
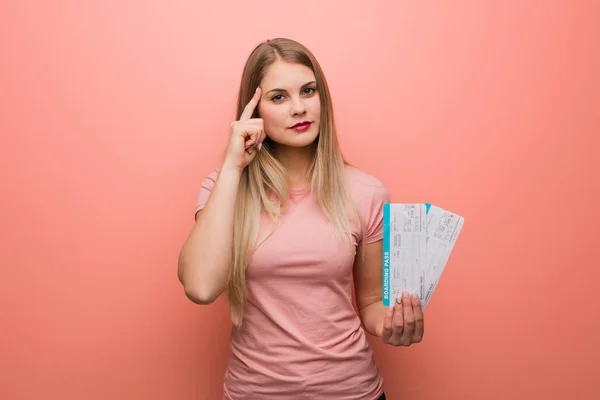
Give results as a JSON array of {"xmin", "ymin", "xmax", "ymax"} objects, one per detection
[{"xmin": 239, "ymin": 87, "xmax": 262, "ymax": 121}]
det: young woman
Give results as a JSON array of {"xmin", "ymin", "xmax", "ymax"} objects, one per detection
[{"xmin": 178, "ymin": 38, "xmax": 424, "ymax": 400}]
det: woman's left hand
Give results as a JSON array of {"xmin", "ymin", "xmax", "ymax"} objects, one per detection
[{"xmin": 376, "ymin": 292, "xmax": 424, "ymax": 346}]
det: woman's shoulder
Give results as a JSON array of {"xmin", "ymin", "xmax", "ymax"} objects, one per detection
[
  {"xmin": 344, "ymin": 163, "xmax": 387, "ymax": 191},
  {"xmin": 343, "ymin": 163, "xmax": 390, "ymax": 209},
  {"xmin": 344, "ymin": 164, "xmax": 390, "ymax": 234}
]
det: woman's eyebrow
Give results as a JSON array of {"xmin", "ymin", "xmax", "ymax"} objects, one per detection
[{"xmin": 266, "ymin": 81, "xmax": 317, "ymax": 95}]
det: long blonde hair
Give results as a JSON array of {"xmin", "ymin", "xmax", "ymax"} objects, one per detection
[{"xmin": 229, "ymin": 38, "xmax": 362, "ymax": 327}]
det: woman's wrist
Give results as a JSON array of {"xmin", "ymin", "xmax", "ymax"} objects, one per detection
[{"xmin": 221, "ymin": 159, "xmax": 244, "ymax": 177}]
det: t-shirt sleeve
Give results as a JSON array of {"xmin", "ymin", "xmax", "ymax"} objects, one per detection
[
  {"xmin": 362, "ymin": 182, "xmax": 390, "ymax": 244},
  {"xmin": 194, "ymin": 169, "xmax": 220, "ymax": 217}
]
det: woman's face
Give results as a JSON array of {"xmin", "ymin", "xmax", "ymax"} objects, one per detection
[{"xmin": 257, "ymin": 61, "xmax": 321, "ymax": 148}]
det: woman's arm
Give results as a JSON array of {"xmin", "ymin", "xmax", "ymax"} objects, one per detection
[
  {"xmin": 178, "ymin": 87, "xmax": 266, "ymax": 305},
  {"xmin": 177, "ymin": 163, "xmax": 241, "ymax": 304},
  {"xmin": 353, "ymin": 240, "xmax": 387, "ymax": 336}
]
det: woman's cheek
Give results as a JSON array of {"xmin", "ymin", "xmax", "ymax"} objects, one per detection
[
  {"xmin": 259, "ymin": 105, "xmax": 282, "ymax": 134},
  {"xmin": 313, "ymin": 96, "xmax": 322, "ymax": 112}
]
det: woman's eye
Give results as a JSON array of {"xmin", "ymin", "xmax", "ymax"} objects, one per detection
[{"xmin": 272, "ymin": 88, "xmax": 316, "ymax": 102}]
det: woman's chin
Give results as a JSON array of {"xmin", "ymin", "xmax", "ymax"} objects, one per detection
[
  {"xmin": 288, "ymin": 130, "xmax": 319, "ymax": 147},
  {"xmin": 271, "ymin": 130, "xmax": 319, "ymax": 149}
]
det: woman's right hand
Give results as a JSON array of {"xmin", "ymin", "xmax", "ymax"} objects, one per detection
[{"xmin": 223, "ymin": 87, "xmax": 266, "ymax": 171}]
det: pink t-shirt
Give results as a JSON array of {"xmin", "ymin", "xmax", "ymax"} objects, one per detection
[{"xmin": 195, "ymin": 165, "xmax": 389, "ymax": 400}]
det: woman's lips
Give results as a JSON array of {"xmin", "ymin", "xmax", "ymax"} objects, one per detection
[{"xmin": 290, "ymin": 121, "xmax": 312, "ymax": 132}]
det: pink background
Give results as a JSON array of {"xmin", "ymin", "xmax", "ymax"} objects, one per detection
[{"xmin": 1, "ymin": 1, "xmax": 598, "ymax": 399}]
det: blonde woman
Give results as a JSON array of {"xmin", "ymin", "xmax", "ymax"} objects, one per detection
[{"xmin": 178, "ymin": 38, "xmax": 424, "ymax": 400}]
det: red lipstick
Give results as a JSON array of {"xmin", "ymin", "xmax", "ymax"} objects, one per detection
[{"xmin": 290, "ymin": 121, "xmax": 312, "ymax": 132}]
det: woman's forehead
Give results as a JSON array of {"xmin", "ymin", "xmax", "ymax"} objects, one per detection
[{"xmin": 261, "ymin": 61, "xmax": 316, "ymax": 89}]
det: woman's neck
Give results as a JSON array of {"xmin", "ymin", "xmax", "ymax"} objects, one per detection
[{"xmin": 272, "ymin": 142, "xmax": 317, "ymax": 190}]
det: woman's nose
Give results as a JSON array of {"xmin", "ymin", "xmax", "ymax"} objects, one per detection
[{"xmin": 289, "ymin": 97, "xmax": 307, "ymax": 116}]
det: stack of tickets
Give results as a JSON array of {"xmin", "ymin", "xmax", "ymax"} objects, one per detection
[{"xmin": 382, "ymin": 203, "xmax": 464, "ymax": 309}]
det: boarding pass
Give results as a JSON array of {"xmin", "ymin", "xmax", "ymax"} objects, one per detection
[{"xmin": 382, "ymin": 203, "xmax": 464, "ymax": 309}]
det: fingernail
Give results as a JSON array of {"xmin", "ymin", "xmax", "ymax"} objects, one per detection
[
  {"xmin": 412, "ymin": 292, "xmax": 420, "ymax": 300},
  {"xmin": 396, "ymin": 294, "xmax": 402, "ymax": 305},
  {"xmin": 258, "ymin": 143, "xmax": 262, "ymax": 151},
  {"xmin": 403, "ymin": 291, "xmax": 410, "ymax": 299}
]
